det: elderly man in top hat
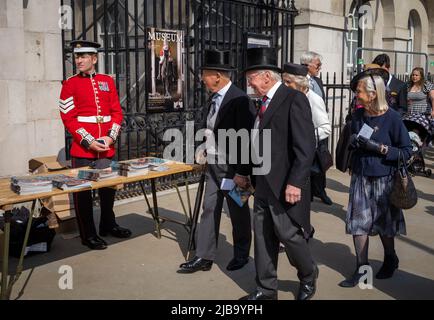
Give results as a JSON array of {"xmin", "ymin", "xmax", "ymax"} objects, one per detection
[
  {"xmin": 240, "ymin": 48, "xmax": 318, "ymax": 300},
  {"xmin": 59, "ymin": 40, "xmax": 131, "ymax": 250},
  {"xmin": 177, "ymin": 49, "xmax": 256, "ymax": 273}
]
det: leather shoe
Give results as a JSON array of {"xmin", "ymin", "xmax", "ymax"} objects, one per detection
[
  {"xmin": 100, "ymin": 226, "xmax": 132, "ymax": 238},
  {"xmin": 226, "ymin": 258, "xmax": 249, "ymax": 271},
  {"xmin": 318, "ymin": 193, "xmax": 333, "ymax": 205},
  {"xmin": 297, "ymin": 265, "xmax": 319, "ymax": 300},
  {"xmin": 239, "ymin": 290, "xmax": 277, "ymax": 300},
  {"xmin": 177, "ymin": 256, "xmax": 213, "ymax": 274},
  {"xmin": 81, "ymin": 236, "xmax": 107, "ymax": 250}
]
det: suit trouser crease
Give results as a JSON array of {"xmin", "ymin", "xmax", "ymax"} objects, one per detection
[
  {"xmin": 72, "ymin": 157, "xmax": 117, "ymax": 240},
  {"xmin": 195, "ymin": 167, "xmax": 251, "ymax": 261},
  {"xmin": 253, "ymin": 194, "xmax": 315, "ymax": 296}
]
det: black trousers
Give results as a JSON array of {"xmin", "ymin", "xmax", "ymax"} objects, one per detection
[{"xmin": 72, "ymin": 157, "xmax": 117, "ymax": 240}]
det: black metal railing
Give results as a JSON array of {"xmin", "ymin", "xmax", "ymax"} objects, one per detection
[{"xmin": 61, "ymin": 0, "xmax": 299, "ymax": 198}]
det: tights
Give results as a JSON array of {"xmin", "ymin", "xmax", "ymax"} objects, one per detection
[{"xmin": 353, "ymin": 234, "xmax": 395, "ymax": 267}]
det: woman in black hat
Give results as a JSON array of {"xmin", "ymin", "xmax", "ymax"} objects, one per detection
[{"xmin": 339, "ymin": 71, "xmax": 412, "ymax": 287}]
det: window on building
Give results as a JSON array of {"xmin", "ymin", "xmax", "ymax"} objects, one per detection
[
  {"xmin": 406, "ymin": 14, "xmax": 414, "ymax": 74},
  {"xmin": 345, "ymin": 3, "xmax": 365, "ymax": 81}
]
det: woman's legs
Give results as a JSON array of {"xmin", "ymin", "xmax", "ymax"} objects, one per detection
[
  {"xmin": 377, "ymin": 235, "xmax": 399, "ymax": 279},
  {"xmin": 338, "ymin": 234, "xmax": 370, "ymax": 288}
]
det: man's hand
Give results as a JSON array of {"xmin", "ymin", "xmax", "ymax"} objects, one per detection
[
  {"xmin": 233, "ymin": 175, "xmax": 250, "ymax": 189},
  {"xmin": 285, "ymin": 184, "xmax": 301, "ymax": 204},
  {"xmin": 89, "ymin": 140, "xmax": 110, "ymax": 152}
]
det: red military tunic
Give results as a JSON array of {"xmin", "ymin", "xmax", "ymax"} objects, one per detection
[{"xmin": 59, "ymin": 72, "xmax": 123, "ymax": 158}]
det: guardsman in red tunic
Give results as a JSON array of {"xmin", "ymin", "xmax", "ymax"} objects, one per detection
[{"xmin": 59, "ymin": 40, "xmax": 131, "ymax": 250}]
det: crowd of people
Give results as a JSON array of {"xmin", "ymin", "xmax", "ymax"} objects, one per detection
[{"xmin": 59, "ymin": 40, "xmax": 432, "ymax": 300}]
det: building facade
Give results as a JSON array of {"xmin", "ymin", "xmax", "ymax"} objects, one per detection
[{"xmin": 1, "ymin": 0, "xmax": 434, "ymax": 176}]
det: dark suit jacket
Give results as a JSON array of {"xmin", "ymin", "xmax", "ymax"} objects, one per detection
[
  {"xmin": 312, "ymin": 76, "xmax": 325, "ymax": 102},
  {"xmin": 254, "ymin": 84, "xmax": 316, "ymax": 231},
  {"xmin": 203, "ymin": 83, "xmax": 256, "ymax": 177},
  {"xmin": 388, "ymin": 75, "xmax": 406, "ymax": 112}
]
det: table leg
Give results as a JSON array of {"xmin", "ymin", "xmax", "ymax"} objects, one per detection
[
  {"xmin": 139, "ymin": 181, "xmax": 160, "ymax": 239},
  {"xmin": 6, "ymin": 200, "xmax": 36, "ymax": 298},
  {"xmin": 187, "ymin": 172, "xmax": 206, "ymax": 260},
  {"xmin": 150, "ymin": 179, "xmax": 161, "ymax": 239},
  {"xmin": 1, "ymin": 210, "xmax": 12, "ymax": 300}
]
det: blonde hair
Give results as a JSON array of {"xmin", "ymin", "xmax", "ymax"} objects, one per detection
[
  {"xmin": 359, "ymin": 75, "xmax": 388, "ymax": 112},
  {"xmin": 282, "ymin": 73, "xmax": 309, "ymax": 92}
]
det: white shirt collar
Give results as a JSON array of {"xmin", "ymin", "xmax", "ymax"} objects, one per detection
[
  {"xmin": 265, "ymin": 81, "xmax": 282, "ymax": 101},
  {"xmin": 216, "ymin": 80, "xmax": 232, "ymax": 99}
]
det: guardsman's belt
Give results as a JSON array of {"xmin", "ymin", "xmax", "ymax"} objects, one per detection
[{"xmin": 77, "ymin": 115, "xmax": 111, "ymax": 123}]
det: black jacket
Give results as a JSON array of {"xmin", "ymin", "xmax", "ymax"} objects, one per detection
[
  {"xmin": 202, "ymin": 83, "xmax": 256, "ymax": 176},
  {"xmin": 253, "ymin": 84, "xmax": 316, "ymax": 231}
]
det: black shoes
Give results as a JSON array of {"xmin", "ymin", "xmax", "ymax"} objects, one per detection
[
  {"xmin": 99, "ymin": 226, "xmax": 132, "ymax": 238},
  {"xmin": 226, "ymin": 258, "xmax": 249, "ymax": 271},
  {"xmin": 297, "ymin": 265, "xmax": 319, "ymax": 300},
  {"xmin": 338, "ymin": 264, "xmax": 370, "ymax": 288},
  {"xmin": 239, "ymin": 290, "xmax": 277, "ymax": 300},
  {"xmin": 376, "ymin": 253, "xmax": 399, "ymax": 279},
  {"xmin": 177, "ymin": 256, "xmax": 213, "ymax": 273},
  {"xmin": 312, "ymin": 191, "xmax": 333, "ymax": 205},
  {"xmin": 82, "ymin": 236, "xmax": 107, "ymax": 250}
]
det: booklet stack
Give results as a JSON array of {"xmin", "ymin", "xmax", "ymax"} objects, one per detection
[
  {"xmin": 77, "ymin": 168, "xmax": 118, "ymax": 181},
  {"xmin": 10, "ymin": 175, "xmax": 59, "ymax": 195},
  {"xmin": 52, "ymin": 175, "xmax": 92, "ymax": 190},
  {"xmin": 117, "ymin": 158, "xmax": 151, "ymax": 177}
]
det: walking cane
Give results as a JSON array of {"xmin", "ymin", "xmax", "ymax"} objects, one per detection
[{"xmin": 186, "ymin": 164, "xmax": 206, "ymax": 260}]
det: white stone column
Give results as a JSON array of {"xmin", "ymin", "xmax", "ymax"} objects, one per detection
[{"xmin": 0, "ymin": 0, "xmax": 64, "ymax": 177}]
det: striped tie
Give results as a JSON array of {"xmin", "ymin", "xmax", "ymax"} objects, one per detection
[{"xmin": 258, "ymin": 95, "xmax": 268, "ymax": 123}]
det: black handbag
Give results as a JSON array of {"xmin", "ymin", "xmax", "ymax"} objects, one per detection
[
  {"xmin": 312, "ymin": 131, "xmax": 333, "ymax": 173},
  {"xmin": 389, "ymin": 151, "xmax": 418, "ymax": 210},
  {"xmin": 335, "ymin": 120, "xmax": 353, "ymax": 173}
]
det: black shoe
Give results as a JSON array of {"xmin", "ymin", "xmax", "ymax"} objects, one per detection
[
  {"xmin": 376, "ymin": 253, "xmax": 399, "ymax": 279},
  {"xmin": 318, "ymin": 192, "xmax": 333, "ymax": 205},
  {"xmin": 100, "ymin": 226, "xmax": 132, "ymax": 238},
  {"xmin": 338, "ymin": 264, "xmax": 369, "ymax": 288},
  {"xmin": 177, "ymin": 256, "xmax": 213, "ymax": 274},
  {"xmin": 95, "ymin": 235, "xmax": 108, "ymax": 246},
  {"xmin": 297, "ymin": 265, "xmax": 319, "ymax": 300},
  {"xmin": 81, "ymin": 236, "xmax": 107, "ymax": 250},
  {"xmin": 239, "ymin": 290, "xmax": 277, "ymax": 300},
  {"xmin": 226, "ymin": 258, "xmax": 249, "ymax": 271}
]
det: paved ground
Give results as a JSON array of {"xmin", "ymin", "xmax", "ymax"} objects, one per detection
[{"xmin": 4, "ymin": 149, "xmax": 434, "ymax": 300}]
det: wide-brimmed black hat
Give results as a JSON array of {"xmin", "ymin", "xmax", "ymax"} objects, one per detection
[
  {"xmin": 282, "ymin": 63, "xmax": 308, "ymax": 76},
  {"xmin": 200, "ymin": 49, "xmax": 234, "ymax": 71},
  {"xmin": 244, "ymin": 47, "xmax": 281, "ymax": 73},
  {"xmin": 70, "ymin": 40, "xmax": 101, "ymax": 54},
  {"xmin": 350, "ymin": 63, "xmax": 389, "ymax": 92}
]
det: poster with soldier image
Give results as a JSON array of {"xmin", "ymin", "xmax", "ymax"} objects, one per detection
[{"xmin": 147, "ymin": 28, "xmax": 184, "ymax": 112}]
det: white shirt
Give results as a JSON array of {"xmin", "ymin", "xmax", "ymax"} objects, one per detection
[
  {"xmin": 254, "ymin": 81, "xmax": 282, "ymax": 129},
  {"xmin": 214, "ymin": 80, "xmax": 232, "ymax": 113},
  {"xmin": 306, "ymin": 90, "xmax": 331, "ymax": 143}
]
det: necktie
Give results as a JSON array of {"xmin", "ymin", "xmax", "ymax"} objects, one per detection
[
  {"xmin": 258, "ymin": 95, "xmax": 268, "ymax": 123},
  {"xmin": 208, "ymin": 93, "xmax": 219, "ymax": 117}
]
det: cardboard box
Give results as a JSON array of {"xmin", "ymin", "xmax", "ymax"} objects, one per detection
[{"xmin": 29, "ymin": 155, "xmax": 76, "ymax": 225}]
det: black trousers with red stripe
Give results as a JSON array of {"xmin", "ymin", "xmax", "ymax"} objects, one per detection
[{"xmin": 72, "ymin": 157, "xmax": 117, "ymax": 240}]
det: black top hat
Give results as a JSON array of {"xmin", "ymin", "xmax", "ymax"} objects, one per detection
[
  {"xmin": 282, "ymin": 63, "xmax": 308, "ymax": 77},
  {"xmin": 70, "ymin": 40, "xmax": 101, "ymax": 54},
  {"xmin": 350, "ymin": 64, "xmax": 389, "ymax": 92},
  {"xmin": 244, "ymin": 47, "xmax": 281, "ymax": 73},
  {"xmin": 200, "ymin": 49, "xmax": 234, "ymax": 71}
]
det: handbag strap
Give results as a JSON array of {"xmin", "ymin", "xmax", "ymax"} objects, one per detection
[{"xmin": 397, "ymin": 150, "xmax": 408, "ymax": 178}]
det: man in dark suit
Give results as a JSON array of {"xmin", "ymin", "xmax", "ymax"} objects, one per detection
[
  {"xmin": 300, "ymin": 51, "xmax": 332, "ymax": 205},
  {"xmin": 240, "ymin": 48, "xmax": 318, "ymax": 300},
  {"xmin": 177, "ymin": 49, "xmax": 256, "ymax": 273},
  {"xmin": 372, "ymin": 53, "xmax": 406, "ymax": 114}
]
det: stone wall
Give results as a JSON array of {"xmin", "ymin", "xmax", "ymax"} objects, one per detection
[{"xmin": 0, "ymin": 0, "xmax": 64, "ymax": 177}]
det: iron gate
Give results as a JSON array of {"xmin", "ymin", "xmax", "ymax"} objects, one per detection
[{"xmin": 61, "ymin": 0, "xmax": 299, "ymax": 161}]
